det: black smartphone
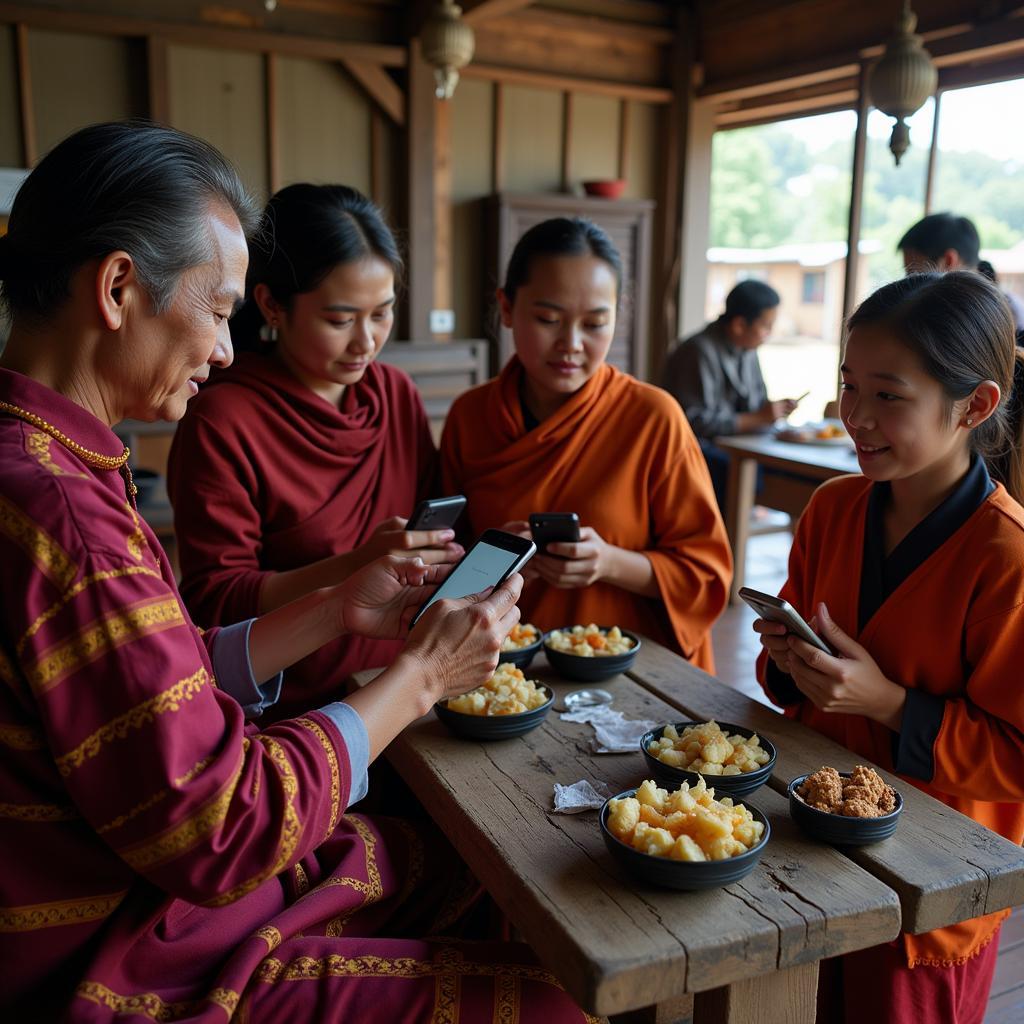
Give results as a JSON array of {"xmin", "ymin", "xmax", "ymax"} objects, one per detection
[
  {"xmin": 410, "ymin": 529, "xmax": 536, "ymax": 628},
  {"xmin": 529, "ymin": 512, "xmax": 580, "ymax": 554},
  {"xmin": 407, "ymin": 495, "xmax": 466, "ymax": 532},
  {"xmin": 737, "ymin": 586, "xmax": 833, "ymax": 655}
]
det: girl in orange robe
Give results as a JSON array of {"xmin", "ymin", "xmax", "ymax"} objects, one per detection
[
  {"xmin": 754, "ymin": 272, "xmax": 1024, "ymax": 1024},
  {"xmin": 441, "ymin": 218, "xmax": 731, "ymax": 670}
]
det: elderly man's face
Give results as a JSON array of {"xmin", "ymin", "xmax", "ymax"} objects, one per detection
[{"xmin": 122, "ymin": 203, "xmax": 248, "ymax": 422}]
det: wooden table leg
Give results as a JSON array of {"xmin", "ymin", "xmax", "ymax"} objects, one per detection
[
  {"xmin": 611, "ymin": 993, "xmax": 694, "ymax": 1024},
  {"xmin": 725, "ymin": 455, "xmax": 758, "ymax": 603},
  {"xmin": 693, "ymin": 961, "xmax": 818, "ymax": 1024}
]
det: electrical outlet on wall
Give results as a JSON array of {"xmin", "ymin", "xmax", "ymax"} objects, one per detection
[{"xmin": 429, "ymin": 309, "xmax": 455, "ymax": 334}]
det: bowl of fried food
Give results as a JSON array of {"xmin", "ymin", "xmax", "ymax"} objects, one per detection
[
  {"xmin": 435, "ymin": 663, "xmax": 553, "ymax": 740},
  {"xmin": 788, "ymin": 765, "xmax": 902, "ymax": 845},
  {"xmin": 498, "ymin": 622, "xmax": 543, "ymax": 671},
  {"xmin": 543, "ymin": 624, "xmax": 640, "ymax": 682},
  {"xmin": 601, "ymin": 777, "xmax": 770, "ymax": 890},
  {"xmin": 641, "ymin": 720, "xmax": 776, "ymax": 798}
]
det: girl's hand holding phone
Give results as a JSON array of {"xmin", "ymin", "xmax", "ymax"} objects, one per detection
[
  {"xmin": 785, "ymin": 602, "xmax": 907, "ymax": 730},
  {"xmin": 532, "ymin": 526, "xmax": 610, "ymax": 589},
  {"xmin": 359, "ymin": 515, "xmax": 464, "ymax": 568},
  {"xmin": 752, "ymin": 617, "xmax": 792, "ymax": 672}
]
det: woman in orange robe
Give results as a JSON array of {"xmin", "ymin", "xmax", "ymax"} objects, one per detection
[
  {"xmin": 441, "ymin": 218, "xmax": 731, "ymax": 669},
  {"xmin": 754, "ymin": 272, "xmax": 1024, "ymax": 1024}
]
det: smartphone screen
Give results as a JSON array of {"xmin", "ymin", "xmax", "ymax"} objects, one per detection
[{"xmin": 410, "ymin": 533, "xmax": 535, "ymax": 627}]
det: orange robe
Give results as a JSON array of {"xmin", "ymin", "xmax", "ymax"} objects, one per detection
[
  {"xmin": 758, "ymin": 472, "xmax": 1024, "ymax": 967},
  {"xmin": 440, "ymin": 358, "xmax": 731, "ymax": 670}
]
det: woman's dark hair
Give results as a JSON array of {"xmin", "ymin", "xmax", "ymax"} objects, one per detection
[
  {"xmin": 897, "ymin": 213, "xmax": 981, "ymax": 268},
  {"xmin": 0, "ymin": 120, "xmax": 259, "ymax": 321},
  {"xmin": 501, "ymin": 217, "xmax": 623, "ymax": 304},
  {"xmin": 232, "ymin": 184, "xmax": 402, "ymax": 349},
  {"xmin": 847, "ymin": 271, "xmax": 1024, "ymax": 502},
  {"xmin": 977, "ymin": 259, "xmax": 998, "ymax": 283},
  {"xmin": 722, "ymin": 280, "xmax": 780, "ymax": 323}
]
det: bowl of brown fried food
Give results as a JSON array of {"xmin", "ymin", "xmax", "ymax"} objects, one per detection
[{"xmin": 788, "ymin": 765, "xmax": 902, "ymax": 845}]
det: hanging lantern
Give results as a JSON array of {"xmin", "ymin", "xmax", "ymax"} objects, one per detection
[
  {"xmin": 868, "ymin": 1, "xmax": 938, "ymax": 165},
  {"xmin": 421, "ymin": 0, "xmax": 475, "ymax": 101}
]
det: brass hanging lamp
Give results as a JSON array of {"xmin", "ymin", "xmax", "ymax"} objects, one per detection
[
  {"xmin": 421, "ymin": 0, "xmax": 476, "ymax": 100},
  {"xmin": 868, "ymin": 0, "xmax": 938, "ymax": 165}
]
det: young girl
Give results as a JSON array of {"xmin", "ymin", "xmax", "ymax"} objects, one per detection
[
  {"xmin": 169, "ymin": 185, "xmax": 460, "ymax": 718},
  {"xmin": 441, "ymin": 217, "xmax": 731, "ymax": 669},
  {"xmin": 754, "ymin": 271, "xmax": 1024, "ymax": 1023}
]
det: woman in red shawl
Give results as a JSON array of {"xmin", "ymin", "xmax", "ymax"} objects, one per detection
[
  {"xmin": 0, "ymin": 121, "xmax": 594, "ymax": 1024},
  {"xmin": 169, "ymin": 185, "xmax": 461, "ymax": 718}
]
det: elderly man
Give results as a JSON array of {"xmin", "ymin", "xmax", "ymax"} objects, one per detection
[{"xmin": 0, "ymin": 122, "xmax": 591, "ymax": 1023}]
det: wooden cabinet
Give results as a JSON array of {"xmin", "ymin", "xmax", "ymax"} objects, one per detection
[{"xmin": 486, "ymin": 193, "xmax": 655, "ymax": 380}]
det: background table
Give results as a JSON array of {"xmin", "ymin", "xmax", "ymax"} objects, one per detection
[
  {"xmin": 353, "ymin": 640, "xmax": 1024, "ymax": 1023},
  {"xmin": 714, "ymin": 435, "xmax": 859, "ymax": 602}
]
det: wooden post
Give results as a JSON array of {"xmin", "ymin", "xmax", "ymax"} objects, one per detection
[
  {"xmin": 560, "ymin": 90, "xmax": 573, "ymax": 193},
  {"xmin": 146, "ymin": 35, "xmax": 169, "ymax": 124},
  {"xmin": 14, "ymin": 22, "xmax": 36, "ymax": 167},
  {"xmin": 923, "ymin": 90, "xmax": 941, "ymax": 214},
  {"xmin": 407, "ymin": 37, "xmax": 436, "ymax": 340},
  {"xmin": 694, "ymin": 962, "xmax": 818, "ymax": 1024},
  {"xmin": 264, "ymin": 51, "xmax": 280, "ymax": 195},
  {"xmin": 491, "ymin": 81, "xmax": 505, "ymax": 193},
  {"xmin": 433, "ymin": 94, "xmax": 453, "ymax": 339},
  {"xmin": 370, "ymin": 109, "xmax": 386, "ymax": 207},
  {"xmin": 841, "ymin": 62, "xmax": 870, "ymax": 324},
  {"xmin": 618, "ymin": 98, "xmax": 631, "ymax": 182}
]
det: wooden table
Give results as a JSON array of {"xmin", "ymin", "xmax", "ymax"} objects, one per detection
[
  {"xmin": 354, "ymin": 642, "xmax": 1024, "ymax": 1023},
  {"xmin": 714, "ymin": 435, "xmax": 860, "ymax": 603}
]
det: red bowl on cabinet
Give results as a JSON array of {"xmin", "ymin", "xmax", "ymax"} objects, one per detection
[{"xmin": 583, "ymin": 179, "xmax": 626, "ymax": 199}]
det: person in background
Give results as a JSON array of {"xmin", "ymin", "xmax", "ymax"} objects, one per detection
[
  {"xmin": 441, "ymin": 217, "xmax": 731, "ymax": 672},
  {"xmin": 754, "ymin": 272, "xmax": 1024, "ymax": 1024},
  {"xmin": 0, "ymin": 121, "xmax": 593, "ymax": 1023},
  {"xmin": 169, "ymin": 184, "xmax": 461, "ymax": 720},
  {"xmin": 661, "ymin": 280, "xmax": 801, "ymax": 508},
  {"xmin": 899, "ymin": 211, "xmax": 1024, "ymax": 331}
]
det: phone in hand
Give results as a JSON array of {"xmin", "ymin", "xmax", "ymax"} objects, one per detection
[
  {"xmin": 738, "ymin": 586, "xmax": 833, "ymax": 655},
  {"xmin": 409, "ymin": 529, "xmax": 536, "ymax": 628},
  {"xmin": 407, "ymin": 495, "xmax": 466, "ymax": 532},
  {"xmin": 529, "ymin": 512, "xmax": 580, "ymax": 554}
]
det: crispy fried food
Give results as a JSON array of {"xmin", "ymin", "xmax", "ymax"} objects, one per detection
[
  {"xmin": 501, "ymin": 623, "xmax": 539, "ymax": 651},
  {"xmin": 797, "ymin": 764, "xmax": 897, "ymax": 818},
  {"xmin": 545, "ymin": 624, "xmax": 635, "ymax": 657},
  {"xmin": 646, "ymin": 720, "xmax": 771, "ymax": 775},
  {"xmin": 445, "ymin": 664, "xmax": 548, "ymax": 716},
  {"xmin": 797, "ymin": 765, "xmax": 844, "ymax": 812}
]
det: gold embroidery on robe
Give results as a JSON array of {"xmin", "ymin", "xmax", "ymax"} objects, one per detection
[
  {"xmin": 0, "ymin": 721, "xmax": 44, "ymax": 750},
  {"xmin": 0, "ymin": 800, "xmax": 79, "ymax": 822},
  {"xmin": 206, "ymin": 736, "xmax": 302, "ymax": 906},
  {"xmin": 25, "ymin": 430, "xmax": 87, "ymax": 479},
  {"xmin": 55, "ymin": 666, "xmax": 210, "ymax": 777},
  {"xmin": 322, "ymin": 815, "xmax": 383, "ymax": 937},
  {"xmin": 254, "ymin": 924, "xmax": 282, "ymax": 953},
  {"xmin": 297, "ymin": 716, "xmax": 341, "ymax": 839},
  {"xmin": 75, "ymin": 980, "xmax": 239, "ymax": 1022},
  {"xmin": 494, "ymin": 971, "xmax": 520, "ymax": 1024},
  {"xmin": 0, "ymin": 890, "xmax": 127, "ymax": 932},
  {"xmin": 294, "ymin": 861, "xmax": 310, "ymax": 896},
  {"xmin": 18, "ymin": 565, "xmax": 163, "ymax": 657},
  {"xmin": 124, "ymin": 502, "xmax": 149, "ymax": 563},
  {"xmin": 433, "ymin": 952, "xmax": 460, "ymax": 1024},
  {"xmin": 119, "ymin": 755, "xmax": 245, "ymax": 870},
  {"xmin": 0, "ymin": 494, "xmax": 77, "ymax": 589},
  {"xmin": 26, "ymin": 595, "xmax": 185, "ymax": 695}
]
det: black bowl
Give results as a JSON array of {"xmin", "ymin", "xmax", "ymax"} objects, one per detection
[
  {"xmin": 788, "ymin": 773, "xmax": 903, "ymax": 845},
  {"xmin": 542, "ymin": 627, "xmax": 641, "ymax": 682},
  {"xmin": 600, "ymin": 788, "xmax": 770, "ymax": 890},
  {"xmin": 640, "ymin": 721, "xmax": 777, "ymax": 798},
  {"xmin": 434, "ymin": 685, "xmax": 553, "ymax": 741},
  {"xmin": 498, "ymin": 634, "xmax": 543, "ymax": 671}
]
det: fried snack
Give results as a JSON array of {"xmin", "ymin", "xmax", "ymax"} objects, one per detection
[
  {"xmin": 815, "ymin": 423, "xmax": 846, "ymax": 439},
  {"xmin": 446, "ymin": 664, "xmax": 549, "ymax": 716},
  {"xmin": 606, "ymin": 777, "xmax": 765, "ymax": 861},
  {"xmin": 545, "ymin": 624, "xmax": 635, "ymax": 657},
  {"xmin": 796, "ymin": 764, "xmax": 897, "ymax": 818},
  {"xmin": 646, "ymin": 720, "xmax": 771, "ymax": 776},
  {"xmin": 501, "ymin": 623, "xmax": 539, "ymax": 651}
]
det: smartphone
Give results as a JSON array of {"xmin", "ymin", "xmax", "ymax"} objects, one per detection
[
  {"xmin": 529, "ymin": 513, "xmax": 580, "ymax": 554},
  {"xmin": 409, "ymin": 529, "xmax": 536, "ymax": 628},
  {"xmin": 737, "ymin": 586, "xmax": 833, "ymax": 655},
  {"xmin": 407, "ymin": 495, "xmax": 466, "ymax": 532}
]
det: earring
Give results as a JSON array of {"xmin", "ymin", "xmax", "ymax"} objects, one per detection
[
  {"xmin": 259, "ymin": 321, "xmax": 279, "ymax": 343},
  {"xmin": 965, "ymin": 418, "xmax": 974, "ymax": 426}
]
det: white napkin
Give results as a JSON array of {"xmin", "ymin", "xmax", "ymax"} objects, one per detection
[
  {"xmin": 552, "ymin": 779, "xmax": 612, "ymax": 814},
  {"xmin": 561, "ymin": 705, "xmax": 659, "ymax": 754}
]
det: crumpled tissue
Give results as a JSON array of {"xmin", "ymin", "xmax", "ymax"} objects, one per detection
[
  {"xmin": 560, "ymin": 705, "xmax": 659, "ymax": 754},
  {"xmin": 551, "ymin": 779, "xmax": 612, "ymax": 814}
]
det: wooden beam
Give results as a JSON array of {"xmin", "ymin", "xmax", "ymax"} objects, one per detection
[
  {"xmin": 617, "ymin": 98, "xmax": 631, "ymax": 182},
  {"xmin": 700, "ymin": 58, "xmax": 862, "ymax": 102},
  {"xmin": 462, "ymin": 0, "xmax": 536, "ymax": 26},
  {"xmin": 938, "ymin": 53, "xmax": 1024, "ymax": 90},
  {"xmin": 265, "ymin": 51, "xmax": 280, "ymax": 196},
  {"xmin": 0, "ymin": 3, "xmax": 406, "ymax": 66},
  {"xmin": 560, "ymin": 91, "xmax": 573, "ymax": 193},
  {"xmin": 841, "ymin": 63, "xmax": 870, "ymax": 326},
  {"xmin": 462, "ymin": 63, "xmax": 672, "ymax": 104},
  {"xmin": 433, "ymin": 95, "xmax": 453, "ymax": 339},
  {"xmin": 505, "ymin": 6, "xmax": 675, "ymax": 45},
  {"xmin": 13, "ymin": 22, "xmax": 35, "ymax": 167},
  {"xmin": 407, "ymin": 37, "xmax": 436, "ymax": 339},
  {"xmin": 339, "ymin": 58, "xmax": 405, "ymax": 126},
  {"xmin": 716, "ymin": 87, "xmax": 859, "ymax": 126},
  {"xmin": 491, "ymin": 81, "xmax": 505, "ymax": 193},
  {"xmin": 146, "ymin": 35, "xmax": 169, "ymax": 123},
  {"xmin": 924, "ymin": 91, "xmax": 941, "ymax": 214}
]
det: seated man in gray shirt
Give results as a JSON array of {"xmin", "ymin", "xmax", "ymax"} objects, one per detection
[{"xmin": 662, "ymin": 280, "xmax": 799, "ymax": 508}]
